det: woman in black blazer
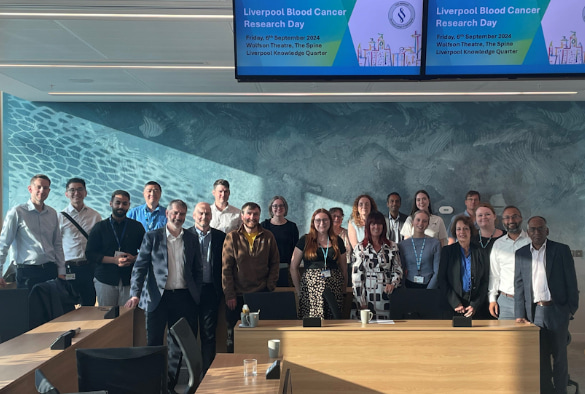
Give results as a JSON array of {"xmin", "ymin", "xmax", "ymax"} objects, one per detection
[{"xmin": 439, "ymin": 215, "xmax": 489, "ymax": 318}]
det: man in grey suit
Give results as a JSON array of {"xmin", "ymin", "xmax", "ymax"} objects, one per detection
[
  {"xmin": 515, "ymin": 216, "xmax": 579, "ymax": 394},
  {"xmin": 126, "ymin": 199, "xmax": 202, "ymax": 392}
]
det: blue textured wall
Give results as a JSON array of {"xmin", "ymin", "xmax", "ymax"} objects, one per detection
[{"xmin": 3, "ymin": 93, "xmax": 585, "ymax": 249}]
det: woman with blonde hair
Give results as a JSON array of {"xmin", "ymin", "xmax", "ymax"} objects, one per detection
[
  {"xmin": 347, "ymin": 194, "xmax": 378, "ymax": 249},
  {"xmin": 291, "ymin": 209, "xmax": 347, "ymax": 319}
]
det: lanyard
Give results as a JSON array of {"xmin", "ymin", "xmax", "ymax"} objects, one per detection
[
  {"xmin": 319, "ymin": 238, "xmax": 330, "ymax": 269},
  {"xmin": 411, "ymin": 237, "xmax": 426, "ymax": 272},
  {"xmin": 109, "ymin": 217, "xmax": 128, "ymax": 251}
]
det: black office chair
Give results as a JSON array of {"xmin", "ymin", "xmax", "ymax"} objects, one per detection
[
  {"xmin": 243, "ymin": 291, "xmax": 298, "ymax": 319},
  {"xmin": 389, "ymin": 287, "xmax": 452, "ymax": 320},
  {"xmin": 322, "ymin": 287, "xmax": 341, "ymax": 319},
  {"xmin": 170, "ymin": 318, "xmax": 202, "ymax": 394},
  {"xmin": 35, "ymin": 369, "xmax": 106, "ymax": 394},
  {"xmin": 76, "ymin": 346, "xmax": 167, "ymax": 394}
]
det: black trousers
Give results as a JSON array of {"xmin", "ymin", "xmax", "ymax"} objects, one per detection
[
  {"xmin": 195, "ymin": 284, "xmax": 220, "ymax": 373},
  {"xmin": 225, "ymin": 295, "xmax": 245, "ymax": 353},
  {"xmin": 66, "ymin": 263, "xmax": 96, "ymax": 306},
  {"xmin": 146, "ymin": 289, "xmax": 198, "ymax": 388},
  {"xmin": 534, "ymin": 304, "xmax": 570, "ymax": 394},
  {"xmin": 16, "ymin": 263, "xmax": 57, "ymax": 291}
]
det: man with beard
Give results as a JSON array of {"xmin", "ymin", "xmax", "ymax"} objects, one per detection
[
  {"xmin": 126, "ymin": 200, "xmax": 202, "ymax": 392},
  {"xmin": 386, "ymin": 192, "xmax": 408, "ymax": 243},
  {"xmin": 515, "ymin": 216, "xmax": 578, "ymax": 394},
  {"xmin": 222, "ymin": 202, "xmax": 279, "ymax": 352},
  {"xmin": 488, "ymin": 206, "xmax": 530, "ymax": 319},
  {"xmin": 188, "ymin": 202, "xmax": 225, "ymax": 374},
  {"xmin": 86, "ymin": 190, "xmax": 145, "ymax": 306}
]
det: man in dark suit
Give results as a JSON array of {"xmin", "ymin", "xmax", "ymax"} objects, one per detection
[
  {"xmin": 515, "ymin": 216, "xmax": 579, "ymax": 394},
  {"xmin": 386, "ymin": 192, "xmax": 408, "ymax": 243},
  {"xmin": 188, "ymin": 202, "xmax": 226, "ymax": 374},
  {"xmin": 126, "ymin": 199, "xmax": 202, "ymax": 392}
]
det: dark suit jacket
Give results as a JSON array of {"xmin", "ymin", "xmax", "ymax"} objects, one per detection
[
  {"xmin": 439, "ymin": 242, "xmax": 489, "ymax": 311},
  {"xmin": 187, "ymin": 226, "xmax": 226, "ymax": 298},
  {"xmin": 130, "ymin": 227, "xmax": 203, "ymax": 312},
  {"xmin": 387, "ymin": 212, "xmax": 408, "ymax": 241},
  {"xmin": 514, "ymin": 239, "xmax": 579, "ymax": 322}
]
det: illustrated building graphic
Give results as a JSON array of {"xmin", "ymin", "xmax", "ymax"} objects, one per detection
[
  {"xmin": 548, "ymin": 31, "xmax": 584, "ymax": 65},
  {"xmin": 357, "ymin": 31, "xmax": 421, "ymax": 67}
]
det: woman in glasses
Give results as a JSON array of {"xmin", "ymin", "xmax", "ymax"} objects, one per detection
[
  {"xmin": 290, "ymin": 209, "xmax": 347, "ymax": 319},
  {"xmin": 261, "ymin": 196, "xmax": 299, "ymax": 286}
]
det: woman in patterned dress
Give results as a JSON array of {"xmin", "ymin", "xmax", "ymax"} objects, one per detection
[
  {"xmin": 290, "ymin": 209, "xmax": 347, "ymax": 319},
  {"xmin": 352, "ymin": 211, "xmax": 402, "ymax": 320}
]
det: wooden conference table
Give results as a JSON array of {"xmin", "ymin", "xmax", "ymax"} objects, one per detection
[
  {"xmin": 235, "ymin": 319, "xmax": 540, "ymax": 393},
  {"xmin": 0, "ymin": 306, "xmax": 143, "ymax": 394},
  {"xmin": 197, "ymin": 353, "xmax": 280, "ymax": 394}
]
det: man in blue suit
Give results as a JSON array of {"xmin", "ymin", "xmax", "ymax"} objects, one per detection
[
  {"xmin": 515, "ymin": 216, "xmax": 579, "ymax": 394},
  {"xmin": 126, "ymin": 199, "xmax": 202, "ymax": 392},
  {"xmin": 188, "ymin": 202, "xmax": 226, "ymax": 375}
]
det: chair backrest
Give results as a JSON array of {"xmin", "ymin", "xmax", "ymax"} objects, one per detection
[
  {"xmin": 243, "ymin": 291, "xmax": 298, "ymax": 320},
  {"xmin": 322, "ymin": 287, "xmax": 341, "ymax": 319},
  {"xmin": 35, "ymin": 369, "xmax": 60, "ymax": 394},
  {"xmin": 389, "ymin": 288, "xmax": 452, "ymax": 320},
  {"xmin": 76, "ymin": 346, "xmax": 167, "ymax": 394},
  {"xmin": 0, "ymin": 288, "xmax": 29, "ymax": 342},
  {"xmin": 170, "ymin": 318, "xmax": 202, "ymax": 394}
]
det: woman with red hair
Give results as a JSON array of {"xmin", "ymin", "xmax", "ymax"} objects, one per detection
[
  {"xmin": 352, "ymin": 211, "xmax": 402, "ymax": 320},
  {"xmin": 291, "ymin": 209, "xmax": 347, "ymax": 319}
]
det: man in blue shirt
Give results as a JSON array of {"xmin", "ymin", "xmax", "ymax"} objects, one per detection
[{"xmin": 127, "ymin": 181, "xmax": 167, "ymax": 232}]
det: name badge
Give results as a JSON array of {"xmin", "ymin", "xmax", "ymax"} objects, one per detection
[
  {"xmin": 65, "ymin": 273, "xmax": 76, "ymax": 281},
  {"xmin": 321, "ymin": 269, "xmax": 331, "ymax": 278},
  {"xmin": 413, "ymin": 275, "xmax": 424, "ymax": 284}
]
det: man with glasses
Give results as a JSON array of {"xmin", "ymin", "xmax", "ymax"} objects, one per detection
[
  {"xmin": 222, "ymin": 202, "xmax": 279, "ymax": 352},
  {"xmin": 448, "ymin": 190, "xmax": 480, "ymax": 244},
  {"xmin": 487, "ymin": 206, "xmax": 530, "ymax": 319},
  {"xmin": 515, "ymin": 216, "xmax": 579, "ymax": 394},
  {"xmin": 0, "ymin": 174, "xmax": 66, "ymax": 290},
  {"xmin": 58, "ymin": 178, "xmax": 102, "ymax": 305},
  {"xmin": 128, "ymin": 181, "xmax": 167, "ymax": 232}
]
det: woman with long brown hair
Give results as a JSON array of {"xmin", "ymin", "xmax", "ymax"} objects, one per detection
[
  {"xmin": 291, "ymin": 209, "xmax": 347, "ymax": 319},
  {"xmin": 347, "ymin": 194, "xmax": 378, "ymax": 249}
]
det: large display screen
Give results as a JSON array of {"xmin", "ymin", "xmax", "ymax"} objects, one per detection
[
  {"xmin": 233, "ymin": 0, "xmax": 424, "ymax": 79},
  {"xmin": 425, "ymin": 0, "xmax": 585, "ymax": 76}
]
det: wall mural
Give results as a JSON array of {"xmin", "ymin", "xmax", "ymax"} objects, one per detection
[{"xmin": 3, "ymin": 93, "xmax": 585, "ymax": 251}]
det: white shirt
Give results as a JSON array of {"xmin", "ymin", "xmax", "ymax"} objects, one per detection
[
  {"xmin": 0, "ymin": 200, "xmax": 66, "ymax": 275},
  {"xmin": 531, "ymin": 241, "xmax": 551, "ymax": 303},
  {"xmin": 401, "ymin": 214, "xmax": 448, "ymax": 244},
  {"xmin": 210, "ymin": 203, "xmax": 241, "ymax": 234},
  {"xmin": 488, "ymin": 230, "xmax": 530, "ymax": 302},
  {"xmin": 165, "ymin": 228, "xmax": 186, "ymax": 290},
  {"xmin": 59, "ymin": 203, "xmax": 102, "ymax": 262}
]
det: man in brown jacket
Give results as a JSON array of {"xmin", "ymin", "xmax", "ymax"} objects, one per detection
[{"xmin": 222, "ymin": 202, "xmax": 279, "ymax": 352}]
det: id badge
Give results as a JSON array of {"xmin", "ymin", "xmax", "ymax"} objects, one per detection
[
  {"xmin": 65, "ymin": 273, "xmax": 76, "ymax": 280},
  {"xmin": 321, "ymin": 269, "xmax": 331, "ymax": 278},
  {"xmin": 413, "ymin": 275, "xmax": 424, "ymax": 284},
  {"xmin": 114, "ymin": 250, "xmax": 127, "ymax": 257}
]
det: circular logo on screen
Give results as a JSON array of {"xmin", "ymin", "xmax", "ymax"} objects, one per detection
[{"xmin": 389, "ymin": 2, "xmax": 415, "ymax": 29}]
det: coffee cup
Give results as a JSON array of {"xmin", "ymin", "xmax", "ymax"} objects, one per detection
[
  {"xmin": 240, "ymin": 312, "xmax": 250, "ymax": 327},
  {"xmin": 248, "ymin": 312, "xmax": 260, "ymax": 327},
  {"xmin": 360, "ymin": 309, "xmax": 373, "ymax": 324},
  {"xmin": 268, "ymin": 339, "xmax": 280, "ymax": 358}
]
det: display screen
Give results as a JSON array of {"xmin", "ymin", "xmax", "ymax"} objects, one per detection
[
  {"xmin": 233, "ymin": 0, "xmax": 424, "ymax": 79},
  {"xmin": 425, "ymin": 0, "xmax": 585, "ymax": 76}
]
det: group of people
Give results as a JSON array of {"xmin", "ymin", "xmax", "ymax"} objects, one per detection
[{"xmin": 0, "ymin": 175, "xmax": 579, "ymax": 394}]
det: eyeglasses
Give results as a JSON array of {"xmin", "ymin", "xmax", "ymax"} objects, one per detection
[
  {"xmin": 502, "ymin": 214, "xmax": 521, "ymax": 220},
  {"xmin": 314, "ymin": 219, "xmax": 330, "ymax": 224},
  {"xmin": 67, "ymin": 187, "xmax": 85, "ymax": 193},
  {"xmin": 271, "ymin": 204, "xmax": 285, "ymax": 209}
]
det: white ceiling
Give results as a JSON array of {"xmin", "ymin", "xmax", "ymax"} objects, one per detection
[{"xmin": 1, "ymin": 0, "xmax": 585, "ymax": 102}]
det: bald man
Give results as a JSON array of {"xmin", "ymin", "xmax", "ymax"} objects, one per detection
[{"xmin": 187, "ymin": 202, "xmax": 226, "ymax": 374}]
